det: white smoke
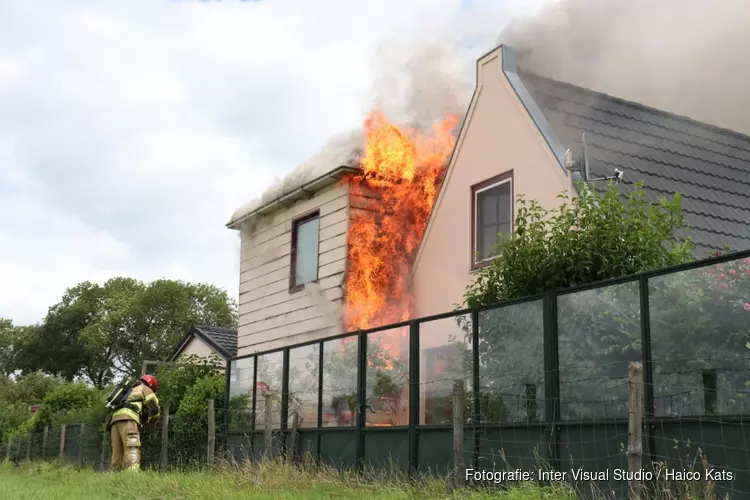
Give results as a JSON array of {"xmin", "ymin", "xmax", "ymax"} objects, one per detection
[
  {"xmin": 237, "ymin": 0, "xmax": 750, "ymax": 224},
  {"xmin": 502, "ymin": 0, "xmax": 750, "ymax": 134}
]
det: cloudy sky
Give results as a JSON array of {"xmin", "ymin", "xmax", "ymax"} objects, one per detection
[{"xmin": 0, "ymin": 0, "xmax": 550, "ymax": 325}]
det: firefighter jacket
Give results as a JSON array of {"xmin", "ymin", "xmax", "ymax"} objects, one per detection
[{"xmin": 110, "ymin": 383, "xmax": 160, "ymax": 428}]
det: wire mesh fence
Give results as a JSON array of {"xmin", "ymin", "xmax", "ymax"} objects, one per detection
[{"xmin": 0, "ymin": 362, "xmax": 748, "ymax": 499}]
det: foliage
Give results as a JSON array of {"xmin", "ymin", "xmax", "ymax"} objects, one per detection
[
  {"xmin": 455, "ymin": 181, "xmax": 750, "ymax": 421},
  {"xmin": 154, "ymin": 354, "xmax": 225, "ymax": 411},
  {"xmin": 0, "ymin": 319, "xmax": 18, "ymax": 376},
  {"xmin": 34, "ymin": 382, "xmax": 103, "ymax": 428},
  {"xmin": 15, "ymin": 278, "xmax": 237, "ymax": 388},
  {"xmin": 0, "ymin": 371, "xmax": 62, "ymax": 407},
  {"xmin": 463, "ymin": 182, "xmax": 693, "ymax": 308}
]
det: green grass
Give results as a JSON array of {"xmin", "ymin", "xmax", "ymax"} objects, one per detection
[{"xmin": 0, "ymin": 459, "xmax": 577, "ymax": 500}]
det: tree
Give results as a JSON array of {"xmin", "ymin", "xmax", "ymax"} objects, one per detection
[
  {"xmin": 113, "ymin": 279, "xmax": 238, "ymax": 380},
  {"xmin": 15, "ymin": 278, "xmax": 238, "ymax": 388},
  {"xmin": 0, "ymin": 319, "xmax": 18, "ymax": 376}
]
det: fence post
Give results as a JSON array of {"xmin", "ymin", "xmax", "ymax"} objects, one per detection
[
  {"xmin": 452, "ymin": 379, "xmax": 465, "ymax": 489},
  {"xmin": 264, "ymin": 393, "xmax": 272, "ymax": 458},
  {"xmin": 26, "ymin": 432, "xmax": 32, "ymax": 461},
  {"xmin": 42, "ymin": 426, "xmax": 49, "ymax": 461},
  {"xmin": 287, "ymin": 411, "xmax": 299, "ymax": 464},
  {"xmin": 6, "ymin": 436, "xmax": 13, "ymax": 462},
  {"xmin": 207, "ymin": 399, "xmax": 216, "ymax": 467},
  {"xmin": 59, "ymin": 424, "xmax": 66, "ymax": 461},
  {"xmin": 100, "ymin": 415, "xmax": 109, "ymax": 469},
  {"xmin": 627, "ymin": 362, "xmax": 644, "ymax": 499},
  {"xmin": 160, "ymin": 404, "xmax": 170, "ymax": 469},
  {"xmin": 78, "ymin": 422, "xmax": 85, "ymax": 467}
]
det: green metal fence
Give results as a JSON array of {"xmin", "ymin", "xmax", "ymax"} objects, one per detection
[{"xmin": 225, "ymin": 249, "xmax": 750, "ymax": 498}]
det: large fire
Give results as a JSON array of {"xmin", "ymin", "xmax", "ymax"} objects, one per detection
[{"xmin": 343, "ymin": 109, "xmax": 459, "ymax": 333}]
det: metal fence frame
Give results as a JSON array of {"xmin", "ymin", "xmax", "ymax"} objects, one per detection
[{"xmin": 222, "ymin": 248, "xmax": 750, "ymax": 479}]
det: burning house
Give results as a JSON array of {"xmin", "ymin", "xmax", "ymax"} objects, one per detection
[{"xmin": 226, "ymin": 42, "xmax": 750, "ymax": 428}]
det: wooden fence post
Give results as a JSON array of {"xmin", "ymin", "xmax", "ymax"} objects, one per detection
[
  {"xmin": 78, "ymin": 422, "xmax": 85, "ymax": 466},
  {"xmin": 6, "ymin": 436, "xmax": 13, "ymax": 462},
  {"xmin": 287, "ymin": 411, "xmax": 299, "ymax": 464},
  {"xmin": 59, "ymin": 424, "xmax": 66, "ymax": 461},
  {"xmin": 627, "ymin": 362, "xmax": 644, "ymax": 499},
  {"xmin": 160, "ymin": 404, "xmax": 170, "ymax": 469},
  {"xmin": 42, "ymin": 426, "xmax": 49, "ymax": 460},
  {"xmin": 207, "ymin": 399, "xmax": 216, "ymax": 466},
  {"xmin": 452, "ymin": 380, "xmax": 465, "ymax": 489},
  {"xmin": 264, "ymin": 394, "xmax": 272, "ymax": 458},
  {"xmin": 100, "ymin": 415, "xmax": 109, "ymax": 469},
  {"xmin": 26, "ymin": 432, "xmax": 32, "ymax": 461}
]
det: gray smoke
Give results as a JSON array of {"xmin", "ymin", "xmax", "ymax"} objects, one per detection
[{"xmin": 501, "ymin": 0, "xmax": 750, "ymax": 134}]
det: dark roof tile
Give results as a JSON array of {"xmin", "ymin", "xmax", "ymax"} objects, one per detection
[
  {"xmin": 194, "ymin": 325, "xmax": 237, "ymax": 358},
  {"xmin": 521, "ymin": 73, "xmax": 750, "ymax": 254}
]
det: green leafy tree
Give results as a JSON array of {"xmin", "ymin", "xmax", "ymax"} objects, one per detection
[
  {"xmin": 0, "ymin": 319, "xmax": 18, "ymax": 376},
  {"xmin": 15, "ymin": 278, "xmax": 237, "ymax": 388},
  {"xmin": 34, "ymin": 382, "xmax": 103, "ymax": 429},
  {"xmin": 153, "ymin": 354, "xmax": 224, "ymax": 411}
]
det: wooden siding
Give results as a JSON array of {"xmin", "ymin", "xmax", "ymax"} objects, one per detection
[{"xmin": 237, "ymin": 181, "xmax": 350, "ymax": 355}]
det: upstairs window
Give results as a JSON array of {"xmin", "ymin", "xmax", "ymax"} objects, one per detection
[
  {"xmin": 290, "ymin": 211, "xmax": 320, "ymax": 292},
  {"xmin": 472, "ymin": 172, "xmax": 513, "ymax": 266}
]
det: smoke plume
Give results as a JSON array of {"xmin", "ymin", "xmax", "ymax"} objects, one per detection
[{"xmin": 501, "ymin": 0, "xmax": 750, "ymax": 134}]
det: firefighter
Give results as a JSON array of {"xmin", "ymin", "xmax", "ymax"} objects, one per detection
[{"xmin": 109, "ymin": 374, "xmax": 160, "ymax": 472}]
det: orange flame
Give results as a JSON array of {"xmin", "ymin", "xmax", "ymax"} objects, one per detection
[{"xmin": 344, "ymin": 109, "xmax": 459, "ymax": 332}]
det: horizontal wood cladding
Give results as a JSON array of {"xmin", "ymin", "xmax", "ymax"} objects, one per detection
[
  {"xmin": 237, "ymin": 181, "xmax": 350, "ymax": 353},
  {"xmin": 237, "ymin": 323, "xmax": 343, "ymax": 356}
]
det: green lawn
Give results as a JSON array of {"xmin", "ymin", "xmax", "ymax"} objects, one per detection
[{"xmin": 0, "ymin": 460, "xmax": 576, "ymax": 500}]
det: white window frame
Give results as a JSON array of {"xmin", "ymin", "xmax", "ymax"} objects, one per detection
[{"xmin": 474, "ymin": 177, "xmax": 513, "ymax": 265}]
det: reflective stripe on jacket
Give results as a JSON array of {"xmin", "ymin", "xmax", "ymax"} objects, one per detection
[{"xmin": 110, "ymin": 383, "xmax": 160, "ymax": 427}]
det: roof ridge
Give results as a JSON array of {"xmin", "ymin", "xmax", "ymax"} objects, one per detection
[{"xmin": 520, "ymin": 71, "xmax": 750, "ymax": 150}]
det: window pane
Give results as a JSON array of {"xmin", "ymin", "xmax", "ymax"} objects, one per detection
[
  {"xmin": 480, "ymin": 226, "xmax": 499, "ymax": 260},
  {"xmin": 254, "ymin": 351, "xmax": 284, "ymax": 429},
  {"xmin": 322, "ymin": 336, "xmax": 358, "ymax": 427},
  {"xmin": 366, "ymin": 327, "xmax": 410, "ymax": 427},
  {"xmin": 419, "ymin": 315, "xmax": 473, "ymax": 425},
  {"xmin": 479, "ymin": 193, "xmax": 498, "ymax": 225},
  {"xmin": 228, "ymin": 357, "xmax": 254, "ymax": 432},
  {"xmin": 557, "ymin": 282, "xmax": 641, "ymax": 420},
  {"xmin": 479, "ymin": 300, "xmax": 544, "ymax": 423},
  {"xmin": 649, "ymin": 257, "xmax": 750, "ymax": 417},
  {"xmin": 295, "ymin": 217, "xmax": 319, "ymax": 285},
  {"xmin": 475, "ymin": 180, "xmax": 512, "ymax": 262},
  {"xmin": 288, "ymin": 344, "xmax": 320, "ymax": 428}
]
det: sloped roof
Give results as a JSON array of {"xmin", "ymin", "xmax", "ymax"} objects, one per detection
[
  {"xmin": 227, "ymin": 130, "xmax": 363, "ymax": 228},
  {"xmin": 521, "ymin": 72, "xmax": 750, "ymax": 255},
  {"xmin": 169, "ymin": 324, "xmax": 237, "ymax": 361},
  {"xmin": 194, "ymin": 325, "xmax": 237, "ymax": 358}
]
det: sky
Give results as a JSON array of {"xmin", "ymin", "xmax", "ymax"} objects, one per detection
[{"xmin": 0, "ymin": 0, "xmax": 550, "ymax": 325}]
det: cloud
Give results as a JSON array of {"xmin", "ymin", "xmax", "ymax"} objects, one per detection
[{"xmin": 0, "ymin": 0, "xmax": 549, "ymax": 324}]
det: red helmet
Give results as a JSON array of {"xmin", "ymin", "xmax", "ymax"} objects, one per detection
[{"xmin": 140, "ymin": 374, "xmax": 158, "ymax": 392}]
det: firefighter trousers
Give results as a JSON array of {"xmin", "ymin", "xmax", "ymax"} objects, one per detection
[{"xmin": 110, "ymin": 419, "xmax": 141, "ymax": 471}]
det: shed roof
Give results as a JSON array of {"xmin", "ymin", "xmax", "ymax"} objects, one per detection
[{"xmin": 169, "ymin": 324, "xmax": 237, "ymax": 361}]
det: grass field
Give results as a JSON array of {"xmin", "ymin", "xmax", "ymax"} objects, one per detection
[{"xmin": 0, "ymin": 460, "xmax": 577, "ymax": 500}]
